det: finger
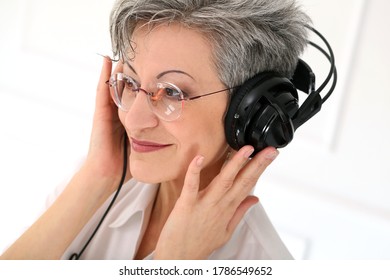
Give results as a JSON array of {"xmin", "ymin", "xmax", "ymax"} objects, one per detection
[
  {"xmin": 227, "ymin": 147, "xmax": 279, "ymax": 203},
  {"xmin": 206, "ymin": 145, "xmax": 254, "ymax": 199},
  {"xmin": 96, "ymin": 56, "xmax": 113, "ymax": 109},
  {"xmin": 180, "ymin": 155, "xmax": 205, "ymax": 204},
  {"xmin": 226, "ymin": 195, "xmax": 259, "ymax": 234}
]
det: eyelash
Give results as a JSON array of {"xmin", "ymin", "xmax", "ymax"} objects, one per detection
[{"xmin": 124, "ymin": 73, "xmax": 193, "ymax": 98}]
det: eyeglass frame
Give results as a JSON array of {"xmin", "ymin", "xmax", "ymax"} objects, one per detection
[{"xmin": 106, "ymin": 72, "xmax": 236, "ymax": 120}]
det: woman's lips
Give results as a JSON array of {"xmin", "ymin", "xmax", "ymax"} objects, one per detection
[{"xmin": 131, "ymin": 138, "xmax": 172, "ymax": 153}]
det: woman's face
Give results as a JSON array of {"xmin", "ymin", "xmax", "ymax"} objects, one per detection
[{"xmin": 118, "ymin": 22, "xmax": 230, "ymax": 185}]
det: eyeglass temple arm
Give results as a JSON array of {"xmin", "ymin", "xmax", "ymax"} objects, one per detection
[{"xmin": 182, "ymin": 87, "xmax": 237, "ymax": 101}]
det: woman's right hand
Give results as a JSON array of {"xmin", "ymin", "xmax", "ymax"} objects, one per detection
[
  {"xmin": 83, "ymin": 57, "xmax": 129, "ymax": 191},
  {"xmin": 155, "ymin": 146, "xmax": 279, "ymax": 259}
]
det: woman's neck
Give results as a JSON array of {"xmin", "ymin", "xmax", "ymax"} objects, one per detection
[
  {"xmin": 157, "ymin": 152, "xmax": 228, "ymax": 217},
  {"xmin": 135, "ymin": 151, "xmax": 229, "ymax": 259}
]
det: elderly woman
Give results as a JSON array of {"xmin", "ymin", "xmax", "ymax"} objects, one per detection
[{"xmin": 1, "ymin": 0, "xmax": 311, "ymax": 259}]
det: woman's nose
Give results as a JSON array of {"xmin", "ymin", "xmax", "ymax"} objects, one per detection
[{"xmin": 124, "ymin": 90, "xmax": 159, "ymax": 131}]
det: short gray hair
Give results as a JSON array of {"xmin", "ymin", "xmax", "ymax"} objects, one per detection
[{"xmin": 109, "ymin": 0, "xmax": 311, "ymax": 88}]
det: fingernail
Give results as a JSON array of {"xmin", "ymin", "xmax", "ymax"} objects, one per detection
[
  {"xmin": 243, "ymin": 147, "xmax": 255, "ymax": 159},
  {"xmin": 266, "ymin": 150, "xmax": 279, "ymax": 160},
  {"xmin": 97, "ymin": 53, "xmax": 107, "ymax": 59},
  {"xmin": 196, "ymin": 156, "xmax": 205, "ymax": 167},
  {"xmin": 96, "ymin": 53, "xmax": 113, "ymax": 62}
]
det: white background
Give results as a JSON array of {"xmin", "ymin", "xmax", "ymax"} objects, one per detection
[{"xmin": 1, "ymin": 0, "xmax": 389, "ymax": 259}]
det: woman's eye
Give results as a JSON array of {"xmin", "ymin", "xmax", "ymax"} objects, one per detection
[
  {"xmin": 124, "ymin": 78, "xmax": 138, "ymax": 91},
  {"xmin": 164, "ymin": 87, "xmax": 179, "ymax": 97}
]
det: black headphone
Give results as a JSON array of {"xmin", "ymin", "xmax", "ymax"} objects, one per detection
[{"xmin": 224, "ymin": 26, "xmax": 337, "ymax": 154}]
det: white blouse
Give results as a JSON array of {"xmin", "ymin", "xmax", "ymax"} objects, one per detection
[{"xmin": 53, "ymin": 179, "xmax": 292, "ymax": 260}]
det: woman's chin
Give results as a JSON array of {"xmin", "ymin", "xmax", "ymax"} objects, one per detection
[{"xmin": 130, "ymin": 165, "xmax": 165, "ymax": 184}]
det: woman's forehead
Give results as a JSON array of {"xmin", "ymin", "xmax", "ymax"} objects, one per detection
[{"xmin": 126, "ymin": 22, "xmax": 218, "ymax": 82}]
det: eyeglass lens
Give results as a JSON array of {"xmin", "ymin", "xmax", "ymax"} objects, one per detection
[{"xmin": 109, "ymin": 73, "xmax": 184, "ymax": 121}]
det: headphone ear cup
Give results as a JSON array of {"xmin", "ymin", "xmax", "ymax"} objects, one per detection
[
  {"xmin": 225, "ymin": 73, "xmax": 299, "ymax": 153},
  {"xmin": 247, "ymin": 104, "xmax": 294, "ymax": 151}
]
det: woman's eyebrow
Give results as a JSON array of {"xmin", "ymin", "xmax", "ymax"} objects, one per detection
[
  {"xmin": 156, "ymin": 70, "xmax": 195, "ymax": 80},
  {"xmin": 125, "ymin": 61, "xmax": 195, "ymax": 81},
  {"xmin": 124, "ymin": 61, "xmax": 137, "ymax": 74}
]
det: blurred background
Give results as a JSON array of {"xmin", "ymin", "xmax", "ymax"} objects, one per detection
[{"xmin": 0, "ymin": 0, "xmax": 389, "ymax": 259}]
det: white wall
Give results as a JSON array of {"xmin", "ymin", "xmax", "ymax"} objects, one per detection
[
  {"xmin": 1, "ymin": 0, "xmax": 389, "ymax": 259},
  {"xmin": 0, "ymin": 0, "xmax": 115, "ymax": 251},
  {"xmin": 259, "ymin": 0, "xmax": 390, "ymax": 259}
]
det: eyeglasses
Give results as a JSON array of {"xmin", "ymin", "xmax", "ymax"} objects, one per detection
[{"xmin": 107, "ymin": 72, "xmax": 233, "ymax": 121}]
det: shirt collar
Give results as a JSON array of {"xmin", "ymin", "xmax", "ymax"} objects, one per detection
[{"xmin": 108, "ymin": 179, "xmax": 159, "ymax": 228}]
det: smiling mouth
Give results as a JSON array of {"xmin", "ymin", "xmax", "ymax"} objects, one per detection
[{"xmin": 131, "ymin": 138, "xmax": 172, "ymax": 153}]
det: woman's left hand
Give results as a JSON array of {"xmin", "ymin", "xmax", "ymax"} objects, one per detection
[{"xmin": 154, "ymin": 145, "xmax": 279, "ymax": 259}]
